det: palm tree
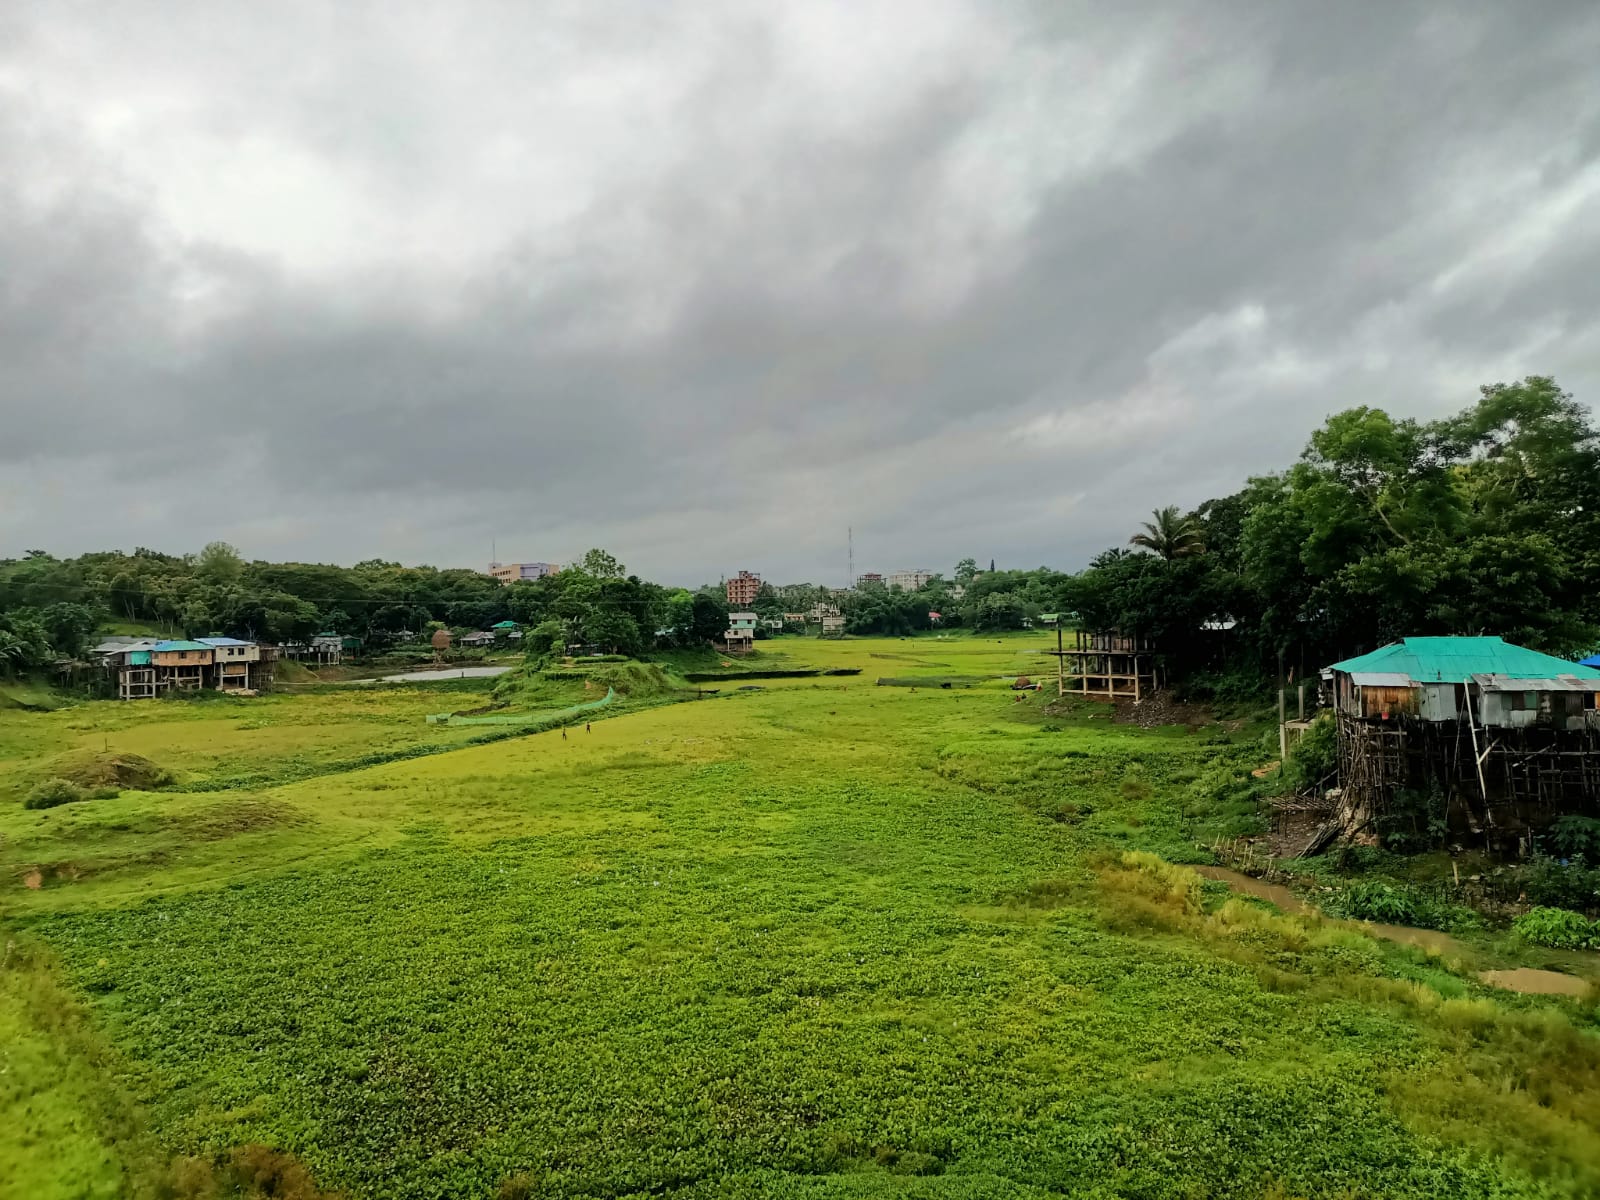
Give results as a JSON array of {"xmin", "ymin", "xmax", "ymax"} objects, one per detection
[{"xmin": 1129, "ymin": 506, "xmax": 1205, "ymax": 561}]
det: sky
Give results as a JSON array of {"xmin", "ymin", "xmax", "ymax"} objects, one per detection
[{"xmin": 3, "ymin": 1, "xmax": 1600, "ymax": 588}]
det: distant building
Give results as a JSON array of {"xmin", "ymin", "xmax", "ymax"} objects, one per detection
[
  {"xmin": 724, "ymin": 612, "xmax": 757, "ymax": 653},
  {"xmin": 198, "ymin": 636, "xmax": 260, "ymax": 691},
  {"xmin": 491, "ymin": 620, "xmax": 522, "ymax": 641},
  {"xmin": 858, "ymin": 572, "xmax": 883, "ymax": 586},
  {"xmin": 311, "ymin": 633, "xmax": 346, "ymax": 664},
  {"xmin": 152, "ymin": 639, "xmax": 213, "ymax": 690},
  {"xmin": 98, "ymin": 635, "xmax": 272, "ymax": 699},
  {"xmin": 460, "ymin": 630, "xmax": 497, "ymax": 647},
  {"xmin": 887, "ymin": 570, "xmax": 932, "ymax": 592},
  {"xmin": 726, "ymin": 570, "xmax": 762, "ymax": 607},
  {"xmin": 489, "ymin": 561, "xmax": 561, "ymax": 585}
]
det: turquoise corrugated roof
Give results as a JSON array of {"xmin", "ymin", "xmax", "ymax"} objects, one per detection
[
  {"xmin": 152, "ymin": 639, "xmax": 211, "ymax": 652},
  {"xmin": 1328, "ymin": 637, "xmax": 1600, "ymax": 683}
]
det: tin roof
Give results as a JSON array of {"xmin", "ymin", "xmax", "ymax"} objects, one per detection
[
  {"xmin": 490, "ymin": 620, "xmax": 519, "ymax": 629},
  {"xmin": 197, "ymin": 636, "xmax": 252, "ymax": 647},
  {"xmin": 152, "ymin": 639, "xmax": 212, "ymax": 652},
  {"xmin": 1349, "ymin": 671, "xmax": 1415, "ymax": 687},
  {"xmin": 1328, "ymin": 637, "xmax": 1600, "ymax": 684},
  {"xmin": 92, "ymin": 638, "xmax": 158, "ymax": 654},
  {"xmin": 1472, "ymin": 673, "xmax": 1596, "ymax": 692}
]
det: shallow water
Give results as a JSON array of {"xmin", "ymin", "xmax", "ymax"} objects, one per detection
[
  {"xmin": 371, "ymin": 666, "xmax": 513, "ymax": 683},
  {"xmin": 1194, "ymin": 866, "xmax": 1309, "ymax": 913},
  {"xmin": 1478, "ymin": 968, "xmax": 1592, "ymax": 997},
  {"xmin": 1193, "ymin": 866, "xmax": 1594, "ymax": 996}
]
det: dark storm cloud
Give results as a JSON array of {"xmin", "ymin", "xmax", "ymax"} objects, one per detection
[{"xmin": 3, "ymin": 1, "xmax": 1600, "ymax": 582}]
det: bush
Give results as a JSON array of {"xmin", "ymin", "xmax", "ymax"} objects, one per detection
[
  {"xmin": 1281, "ymin": 713, "xmax": 1335, "ymax": 792},
  {"xmin": 1337, "ymin": 880, "xmax": 1417, "ymax": 924},
  {"xmin": 1547, "ymin": 815, "xmax": 1600, "ymax": 860},
  {"xmin": 1521, "ymin": 855, "xmax": 1600, "ymax": 914},
  {"xmin": 23, "ymin": 778, "xmax": 88, "ymax": 810},
  {"xmin": 1512, "ymin": 906, "xmax": 1600, "ymax": 950}
]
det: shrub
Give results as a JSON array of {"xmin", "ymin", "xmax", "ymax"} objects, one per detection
[
  {"xmin": 1521, "ymin": 855, "xmax": 1600, "ymax": 914},
  {"xmin": 1512, "ymin": 906, "xmax": 1600, "ymax": 950},
  {"xmin": 1337, "ymin": 880, "xmax": 1417, "ymax": 925},
  {"xmin": 1281, "ymin": 712, "xmax": 1335, "ymax": 792},
  {"xmin": 1547, "ymin": 815, "xmax": 1600, "ymax": 860},
  {"xmin": 23, "ymin": 777, "xmax": 88, "ymax": 810}
]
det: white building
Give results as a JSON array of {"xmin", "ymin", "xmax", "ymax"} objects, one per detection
[
  {"xmin": 724, "ymin": 612, "xmax": 757, "ymax": 653},
  {"xmin": 489, "ymin": 561, "xmax": 561, "ymax": 585},
  {"xmin": 887, "ymin": 570, "xmax": 933, "ymax": 592}
]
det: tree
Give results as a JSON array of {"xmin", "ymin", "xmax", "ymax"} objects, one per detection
[
  {"xmin": 198, "ymin": 541, "xmax": 244, "ymax": 584},
  {"xmin": 973, "ymin": 592, "xmax": 1026, "ymax": 632},
  {"xmin": 0, "ymin": 610, "xmax": 53, "ymax": 672},
  {"xmin": 689, "ymin": 591, "xmax": 729, "ymax": 645},
  {"xmin": 584, "ymin": 608, "xmax": 641, "ymax": 655},
  {"xmin": 579, "ymin": 549, "xmax": 625, "ymax": 580},
  {"xmin": 1129, "ymin": 506, "xmax": 1205, "ymax": 561},
  {"xmin": 527, "ymin": 618, "xmax": 567, "ymax": 661},
  {"xmin": 40, "ymin": 602, "xmax": 99, "ymax": 657},
  {"xmin": 954, "ymin": 558, "xmax": 978, "ymax": 585}
]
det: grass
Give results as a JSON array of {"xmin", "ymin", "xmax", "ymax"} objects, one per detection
[{"xmin": 1, "ymin": 632, "xmax": 1598, "ymax": 1199}]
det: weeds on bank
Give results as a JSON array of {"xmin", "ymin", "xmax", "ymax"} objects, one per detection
[{"xmin": 1097, "ymin": 851, "xmax": 1600, "ymax": 1191}]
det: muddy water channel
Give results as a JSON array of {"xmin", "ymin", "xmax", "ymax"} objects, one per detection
[{"xmin": 1194, "ymin": 866, "xmax": 1593, "ymax": 998}]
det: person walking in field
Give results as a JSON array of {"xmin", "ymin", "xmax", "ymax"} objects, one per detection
[
  {"xmin": 561, "ymin": 728, "xmax": 567, "ymax": 740},
  {"xmin": 586, "ymin": 723, "xmax": 591, "ymax": 733}
]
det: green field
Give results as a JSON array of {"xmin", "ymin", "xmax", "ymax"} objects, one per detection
[{"xmin": 3, "ymin": 634, "xmax": 1598, "ymax": 1199}]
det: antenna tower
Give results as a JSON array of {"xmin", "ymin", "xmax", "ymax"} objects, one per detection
[{"xmin": 848, "ymin": 526, "xmax": 854, "ymax": 589}]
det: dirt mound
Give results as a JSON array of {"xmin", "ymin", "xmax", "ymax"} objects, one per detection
[
  {"xmin": 1112, "ymin": 690, "xmax": 1211, "ymax": 728},
  {"xmin": 52, "ymin": 750, "xmax": 174, "ymax": 791}
]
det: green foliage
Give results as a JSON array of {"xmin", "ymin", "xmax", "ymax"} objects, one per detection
[
  {"xmin": 1376, "ymin": 782, "xmax": 1449, "ymax": 853},
  {"xmin": 1520, "ymin": 856, "xmax": 1600, "ymax": 914},
  {"xmin": 4, "ymin": 633, "xmax": 1600, "ymax": 1197},
  {"xmin": 23, "ymin": 778, "xmax": 89, "ymax": 810},
  {"xmin": 1548, "ymin": 816, "xmax": 1600, "ymax": 861},
  {"xmin": 1335, "ymin": 880, "xmax": 1417, "ymax": 924},
  {"xmin": 1281, "ymin": 712, "xmax": 1336, "ymax": 792},
  {"xmin": 1512, "ymin": 907, "xmax": 1600, "ymax": 950},
  {"xmin": 1128, "ymin": 505, "xmax": 1205, "ymax": 560}
]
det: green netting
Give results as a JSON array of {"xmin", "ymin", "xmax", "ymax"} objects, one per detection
[{"xmin": 427, "ymin": 687, "xmax": 616, "ymax": 727}]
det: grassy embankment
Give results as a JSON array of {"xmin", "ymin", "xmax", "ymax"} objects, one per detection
[{"xmin": 1, "ymin": 632, "xmax": 1597, "ymax": 1199}]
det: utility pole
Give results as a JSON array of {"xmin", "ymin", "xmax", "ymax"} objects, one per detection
[
  {"xmin": 1056, "ymin": 622, "xmax": 1065, "ymax": 697},
  {"xmin": 847, "ymin": 526, "xmax": 854, "ymax": 589}
]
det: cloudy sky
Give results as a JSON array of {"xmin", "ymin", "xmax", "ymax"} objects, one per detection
[{"xmin": 3, "ymin": 2, "xmax": 1599, "ymax": 586}]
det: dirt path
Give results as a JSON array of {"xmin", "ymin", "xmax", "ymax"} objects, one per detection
[{"xmin": 1195, "ymin": 866, "xmax": 1593, "ymax": 997}]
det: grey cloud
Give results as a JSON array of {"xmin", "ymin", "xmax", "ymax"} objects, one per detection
[{"xmin": 3, "ymin": 1, "xmax": 1600, "ymax": 584}]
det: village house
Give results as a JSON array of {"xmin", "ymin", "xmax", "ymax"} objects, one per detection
[
  {"xmin": 151, "ymin": 639, "xmax": 214, "ymax": 690},
  {"xmin": 723, "ymin": 612, "xmax": 757, "ymax": 653},
  {"xmin": 460, "ymin": 630, "xmax": 497, "ymax": 648},
  {"xmin": 1321, "ymin": 636, "xmax": 1600, "ymax": 849},
  {"xmin": 199, "ymin": 636, "xmax": 260, "ymax": 691}
]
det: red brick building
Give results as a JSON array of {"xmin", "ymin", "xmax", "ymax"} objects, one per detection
[{"xmin": 726, "ymin": 570, "xmax": 761, "ymax": 607}]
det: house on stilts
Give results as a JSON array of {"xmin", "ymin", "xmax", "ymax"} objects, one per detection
[{"xmin": 1322, "ymin": 636, "xmax": 1600, "ymax": 850}]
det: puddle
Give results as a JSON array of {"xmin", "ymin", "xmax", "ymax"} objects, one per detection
[
  {"xmin": 1195, "ymin": 866, "xmax": 1309, "ymax": 913},
  {"xmin": 365, "ymin": 666, "xmax": 512, "ymax": 683},
  {"xmin": 1361, "ymin": 923, "xmax": 1463, "ymax": 955},
  {"xmin": 1194, "ymin": 865, "xmax": 1595, "ymax": 997},
  {"xmin": 1477, "ymin": 968, "xmax": 1592, "ymax": 997}
]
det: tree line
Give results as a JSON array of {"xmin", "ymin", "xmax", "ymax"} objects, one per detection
[{"xmin": 4, "ymin": 377, "xmax": 1593, "ymax": 681}]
